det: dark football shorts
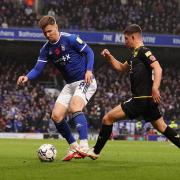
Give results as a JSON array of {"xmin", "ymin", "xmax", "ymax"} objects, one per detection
[{"xmin": 121, "ymin": 97, "xmax": 162, "ymax": 122}]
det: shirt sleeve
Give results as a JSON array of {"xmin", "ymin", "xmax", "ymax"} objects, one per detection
[
  {"xmin": 38, "ymin": 45, "xmax": 48, "ymax": 62},
  {"xmin": 70, "ymin": 35, "xmax": 94, "ymax": 71},
  {"xmin": 81, "ymin": 44, "xmax": 94, "ymax": 71},
  {"xmin": 26, "ymin": 46, "xmax": 48, "ymax": 80},
  {"xmin": 69, "ymin": 34, "xmax": 87, "ymax": 52},
  {"xmin": 140, "ymin": 47, "xmax": 158, "ymax": 65}
]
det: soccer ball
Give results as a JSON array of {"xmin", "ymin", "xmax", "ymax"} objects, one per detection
[{"xmin": 37, "ymin": 144, "xmax": 57, "ymax": 162}]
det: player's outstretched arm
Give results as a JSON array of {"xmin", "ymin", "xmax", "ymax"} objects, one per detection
[
  {"xmin": 17, "ymin": 60, "xmax": 46, "ymax": 86},
  {"xmin": 17, "ymin": 76, "xmax": 28, "ymax": 86},
  {"xmin": 101, "ymin": 49, "xmax": 129, "ymax": 72}
]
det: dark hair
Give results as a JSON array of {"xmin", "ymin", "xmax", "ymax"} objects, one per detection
[
  {"xmin": 38, "ymin": 15, "xmax": 56, "ymax": 29},
  {"xmin": 124, "ymin": 24, "xmax": 142, "ymax": 35}
]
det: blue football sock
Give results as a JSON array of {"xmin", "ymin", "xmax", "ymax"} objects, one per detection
[
  {"xmin": 54, "ymin": 119, "xmax": 76, "ymax": 144},
  {"xmin": 73, "ymin": 111, "xmax": 88, "ymax": 140}
]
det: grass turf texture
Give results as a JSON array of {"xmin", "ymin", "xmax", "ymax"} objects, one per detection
[{"xmin": 0, "ymin": 139, "xmax": 180, "ymax": 180}]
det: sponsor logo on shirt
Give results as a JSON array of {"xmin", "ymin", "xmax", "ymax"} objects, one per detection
[{"xmin": 55, "ymin": 54, "xmax": 70, "ymax": 65}]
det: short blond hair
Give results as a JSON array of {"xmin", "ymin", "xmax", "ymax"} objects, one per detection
[{"xmin": 38, "ymin": 15, "xmax": 56, "ymax": 29}]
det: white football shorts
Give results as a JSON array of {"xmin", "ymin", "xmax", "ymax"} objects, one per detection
[{"xmin": 56, "ymin": 79, "xmax": 97, "ymax": 107}]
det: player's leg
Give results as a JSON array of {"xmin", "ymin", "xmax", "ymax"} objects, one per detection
[
  {"xmin": 145, "ymin": 101, "xmax": 180, "ymax": 148},
  {"xmin": 70, "ymin": 96, "xmax": 88, "ymax": 148},
  {"xmin": 70, "ymin": 79, "xmax": 97, "ymax": 151},
  {"xmin": 91, "ymin": 104, "xmax": 126, "ymax": 157},
  {"xmin": 52, "ymin": 102, "xmax": 77, "ymax": 146},
  {"xmin": 79, "ymin": 98, "xmax": 138, "ymax": 159},
  {"xmin": 77, "ymin": 104, "xmax": 126, "ymax": 160},
  {"xmin": 151, "ymin": 117, "xmax": 180, "ymax": 148},
  {"xmin": 52, "ymin": 84, "xmax": 80, "ymax": 161}
]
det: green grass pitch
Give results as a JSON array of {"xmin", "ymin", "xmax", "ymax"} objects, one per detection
[{"xmin": 0, "ymin": 139, "xmax": 180, "ymax": 180}]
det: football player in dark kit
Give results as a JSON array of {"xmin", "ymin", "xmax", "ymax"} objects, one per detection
[{"xmin": 77, "ymin": 24, "xmax": 180, "ymax": 159}]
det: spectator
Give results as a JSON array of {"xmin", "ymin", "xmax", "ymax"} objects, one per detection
[
  {"xmin": 0, "ymin": 0, "xmax": 179, "ymax": 34},
  {"xmin": 1, "ymin": 18, "xmax": 8, "ymax": 28},
  {"xmin": 41, "ymin": 0, "xmax": 179, "ymax": 34}
]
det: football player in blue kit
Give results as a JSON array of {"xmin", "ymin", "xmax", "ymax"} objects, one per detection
[{"xmin": 17, "ymin": 15, "xmax": 97, "ymax": 161}]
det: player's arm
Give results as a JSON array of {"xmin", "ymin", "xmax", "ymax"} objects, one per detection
[
  {"xmin": 143, "ymin": 48, "xmax": 162, "ymax": 103},
  {"xmin": 17, "ymin": 60, "xmax": 47, "ymax": 86},
  {"xmin": 101, "ymin": 49, "xmax": 130, "ymax": 72},
  {"xmin": 17, "ymin": 46, "xmax": 48, "ymax": 86},
  {"xmin": 151, "ymin": 61, "xmax": 162, "ymax": 104},
  {"xmin": 81, "ymin": 44, "xmax": 94, "ymax": 84},
  {"xmin": 71, "ymin": 35, "xmax": 94, "ymax": 84},
  {"xmin": 27, "ymin": 59, "xmax": 47, "ymax": 80}
]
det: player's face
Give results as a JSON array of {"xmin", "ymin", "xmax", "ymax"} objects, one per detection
[
  {"xmin": 124, "ymin": 34, "xmax": 134, "ymax": 48},
  {"xmin": 43, "ymin": 24, "xmax": 59, "ymax": 43}
]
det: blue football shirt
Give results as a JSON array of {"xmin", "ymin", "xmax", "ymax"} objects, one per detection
[{"xmin": 30, "ymin": 32, "xmax": 94, "ymax": 83}]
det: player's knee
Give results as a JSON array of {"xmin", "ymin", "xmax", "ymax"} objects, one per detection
[
  {"xmin": 102, "ymin": 114, "xmax": 112, "ymax": 125},
  {"xmin": 51, "ymin": 113, "xmax": 63, "ymax": 123},
  {"xmin": 152, "ymin": 117, "xmax": 167, "ymax": 133},
  {"xmin": 157, "ymin": 123, "xmax": 167, "ymax": 133},
  {"xmin": 69, "ymin": 103, "xmax": 83, "ymax": 113}
]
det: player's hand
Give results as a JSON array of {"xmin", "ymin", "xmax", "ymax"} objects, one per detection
[
  {"xmin": 17, "ymin": 76, "xmax": 28, "ymax": 86},
  {"xmin": 85, "ymin": 70, "xmax": 93, "ymax": 85},
  {"xmin": 101, "ymin": 49, "xmax": 111, "ymax": 58},
  {"xmin": 152, "ymin": 86, "xmax": 161, "ymax": 104}
]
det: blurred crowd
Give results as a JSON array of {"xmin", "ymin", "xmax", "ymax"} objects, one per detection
[
  {"xmin": 0, "ymin": 59, "xmax": 180, "ymax": 133},
  {"xmin": 0, "ymin": 0, "xmax": 180, "ymax": 34},
  {"xmin": 0, "ymin": 60, "xmax": 55, "ymax": 133},
  {"xmin": 0, "ymin": 0, "xmax": 37, "ymax": 28}
]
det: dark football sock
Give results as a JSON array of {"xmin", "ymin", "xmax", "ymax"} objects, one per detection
[
  {"xmin": 94, "ymin": 124, "xmax": 113, "ymax": 154},
  {"xmin": 54, "ymin": 119, "xmax": 76, "ymax": 144},
  {"xmin": 163, "ymin": 126, "xmax": 180, "ymax": 148}
]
